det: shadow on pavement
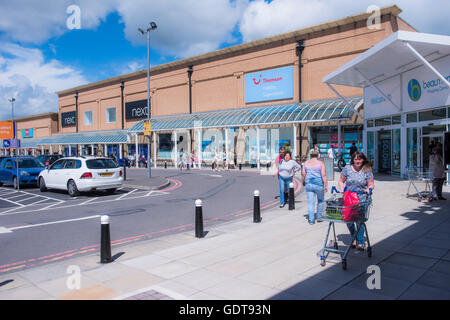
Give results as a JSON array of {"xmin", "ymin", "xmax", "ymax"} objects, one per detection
[{"xmin": 269, "ymin": 190, "xmax": 450, "ymax": 300}]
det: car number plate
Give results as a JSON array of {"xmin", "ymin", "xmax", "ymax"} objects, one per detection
[{"xmin": 100, "ymin": 173, "xmax": 113, "ymax": 177}]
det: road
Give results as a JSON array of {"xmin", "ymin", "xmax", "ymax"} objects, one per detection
[{"xmin": 0, "ymin": 169, "xmax": 301, "ymax": 274}]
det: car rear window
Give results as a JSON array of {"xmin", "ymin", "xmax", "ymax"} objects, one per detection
[
  {"xmin": 18, "ymin": 159, "xmax": 45, "ymax": 168},
  {"xmin": 86, "ymin": 159, "xmax": 118, "ymax": 169}
]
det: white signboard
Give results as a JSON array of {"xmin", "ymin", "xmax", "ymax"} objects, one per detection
[
  {"xmin": 402, "ymin": 55, "xmax": 450, "ymax": 112},
  {"xmin": 364, "ymin": 75, "xmax": 401, "ymax": 119}
]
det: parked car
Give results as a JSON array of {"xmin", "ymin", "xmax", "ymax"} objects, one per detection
[
  {"xmin": 0, "ymin": 157, "xmax": 45, "ymax": 188},
  {"xmin": 38, "ymin": 156, "xmax": 124, "ymax": 197},
  {"xmin": 36, "ymin": 154, "xmax": 63, "ymax": 167},
  {"xmin": 117, "ymin": 158, "xmax": 130, "ymax": 167}
]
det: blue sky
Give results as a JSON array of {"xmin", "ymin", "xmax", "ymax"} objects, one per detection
[{"xmin": 0, "ymin": 0, "xmax": 449, "ymax": 120}]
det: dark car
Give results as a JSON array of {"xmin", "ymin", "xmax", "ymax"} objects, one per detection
[
  {"xmin": 36, "ymin": 154, "xmax": 63, "ymax": 167},
  {"xmin": 0, "ymin": 157, "xmax": 45, "ymax": 188}
]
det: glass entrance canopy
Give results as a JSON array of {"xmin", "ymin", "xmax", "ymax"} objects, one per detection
[{"xmin": 129, "ymin": 96, "xmax": 363, "ymax": 133}]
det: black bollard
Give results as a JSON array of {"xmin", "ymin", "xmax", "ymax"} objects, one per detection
[
  {"xmin": 267, "ymin": 162, "xmax": 270, "ymax": 170},
  {"xmin": 253, "ymin": 190, "xmax": 261, "ymax": 223},
  {"xmin": 195, "ymin": 199, "xmax": 204, "ymax": 238},
  {"xmin": 239, "ymin": 163, "xmax": 242, "ymax": 170},
  {"xmin": 288, "ymin": 182, "xmax": 295, "ymax": 210},
  {"xmin": 123, "ymin": 165, "xmax": 126, "ymax": 181},
  {"xmin": 165, "ymin": 161, "xmax": 167, "ymax": 169},
  {"xmin": 100, "ymin": 215, "xmax": 112, "ymax": 263}
]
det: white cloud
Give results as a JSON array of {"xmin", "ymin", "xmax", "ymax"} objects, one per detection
[
  {"xmin": 239, "ymin": 0, "xmax": 450, "ymax": 42},
  {"xmin": 117, "ymin": 0, "xmax": 248, "ymax": 58},
  {"xmin": 0, "ymin": 43, "xmax": 87, "ymax": 120},
  {"xmin": 0, "ymin": 0, "xmax": 117, "ymax": 44}
]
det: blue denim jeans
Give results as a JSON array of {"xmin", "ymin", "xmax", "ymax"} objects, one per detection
[
  {"xmin": 346, "ymin": 193, "xmax": 367, "ymax": 246},
  {"xmin": 278, "ymin": 176, "xmax": 293, "ymax": 205},
  {"xmin": 347, "ymin": 223, "xmax": 365, "ymax": 246},
  {"xmin": 305, "ymin": 183, "xmax": 325, "ymax": 223}
]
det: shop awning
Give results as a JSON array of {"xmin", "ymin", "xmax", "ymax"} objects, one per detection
[
  {"xmin": 323, "ymin": 31, "xmax": 450, "ymax": 88},
  {"xmin": 38, "ymin": 130, "xmax": 129, "ymax": 145},
  {"xmin": 128, "ymin": 96, "xmax": 363, "ymax": 133}
]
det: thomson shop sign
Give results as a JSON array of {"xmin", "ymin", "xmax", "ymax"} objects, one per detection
[
  {"xmin": 245, "ymin": 66, "xmax": 294, "ymax": 104},
  {"xmin": 61, "ymin": 111, "xmax": 76, "ymax": 127},
  {"xmin": 126, "ymin": 99, "xmax": 149, "ymax": 120}
]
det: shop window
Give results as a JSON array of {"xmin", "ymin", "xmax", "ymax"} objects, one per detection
[
  {"xmin": 106, "ymin": 107, "xmax": 116, "ymax": 123},
  {"xmin": 407, "ymin": 113, "xmax": 417, "ymax": 123},
  {"xmin": 419, "ymin": 108, "xmax": 446, "ymax": 122},
  {"xmin": 375, "ymin": 117, "xmax": 391, "ymax": 127},
  {"xmin": 84, "ymin": 111, "xmax": 93, "ymax": 126},
  {"xmin": 392, "ymin": 115, "xmax": 401, "ymax": 125},
  {"xmin": 367, "ymin": 120, "xmax": 374, "ymax": 127}
]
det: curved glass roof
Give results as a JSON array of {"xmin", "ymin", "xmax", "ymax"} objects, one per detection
[
  {"xmin": 38, "ymin": 130, "xmax": 129, "ymax": 145},
  {"xmin": 129, "ymin": 96, "xmax": 362, "ymax": 133}
]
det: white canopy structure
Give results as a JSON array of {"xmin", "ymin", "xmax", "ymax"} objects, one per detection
[{"xmin": 323, "ymin": 31, "xmax": 450, "ymax": 178}]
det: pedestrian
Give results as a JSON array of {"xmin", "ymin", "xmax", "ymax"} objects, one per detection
[
  {"xmin": 430, "ymin": 147, "xmax": 446, "ymax": 200},
  {"xmin": 338, "ymin": 151, "xmax": 375, "ymax": 251},
  {"xmin": 278, "ymin": 151, "xmax": 302, "ymax": 208},
  {"xmin": 213, "ymin": 150, "xmax": 221, "ymax": 171},
  {"xmin": 314, "ymin": 144, "xmax": 320, "ymax": 158},
  {"xmin": 302, "ymin": 149, "xmax": 328, "ymax": 224},
  {"xmin": 349, "ymin": 142, "xmax": 358, "ymax": 158},
  {"xmin": 327, "ymin": 146, "xmax": 335, "ymax": 160},
  {"xmin": 222, "ymin": 147, "xmax": 227, "ymax": 170}
]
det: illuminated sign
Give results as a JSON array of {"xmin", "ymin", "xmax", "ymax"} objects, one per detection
[
  {"xmin": 0, "ymin": 121, "xmax": 14, "ymax": 139},
  {"xmin": 22, "ymin": 128, "xmax": 34, "ymax": 138},
  {"xmin": 61, "ymin": 111, "xmax": 76, "ymax": 127}
]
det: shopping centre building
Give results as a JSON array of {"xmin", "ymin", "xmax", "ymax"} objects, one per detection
[{"xmin": 4, "ymin": 5, "xmax": 427, "ymax": 173}]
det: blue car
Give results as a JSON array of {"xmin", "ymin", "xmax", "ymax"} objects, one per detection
[{"xmin": 0, "ymin": 157, "xmax": 45, "ymax": 189}]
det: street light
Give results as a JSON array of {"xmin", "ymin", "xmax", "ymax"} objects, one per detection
[
  {"xmin": 8, "ymin": 97, "xmax": 19, "ymax": 190},
  {"xmin": 138, "ymin": 21, "xmax": 157, "ymax": 179}
]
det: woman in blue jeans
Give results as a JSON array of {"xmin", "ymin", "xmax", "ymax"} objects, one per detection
[
  {"xmin": 278, "ymin": 151, "xmax": 301, "ymax": 208},
  {"xmin": 338, "ymin": 151, "xmax": 375, "ymax": 250},
  {"xmin": 302, "ymin": 149, "xmax": 328, "ymax": 224}
]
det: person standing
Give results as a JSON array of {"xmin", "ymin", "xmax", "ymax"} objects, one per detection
[
  {"xmin": 430, "ymin": 147, "xmax": 446, "ymax": 200},
  {"xmin": 338, "ymin": 151, "xmax": 374, "ymax": 250},
  {"xmin": 349, "ymin": 143, "xmax": 358, "ymax": 158},
  {"xmin": 278, "ymin": 151, "xmax": 302, "ymax": 208},
  {"xmin": 327, "ymin": 146, "xmax": 335, "ymax": 160},
  {"xmin": 302, "ymin": 149, "xmax": 328, "ymax": 224}
]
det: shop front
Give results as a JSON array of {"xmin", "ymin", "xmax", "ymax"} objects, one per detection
[{"xmin": 323, "ymin": 31, "xmax": 450, "ymax": 181}]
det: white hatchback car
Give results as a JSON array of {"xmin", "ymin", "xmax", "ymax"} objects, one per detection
[{"xmin": 38, "ymin": 156, "xmax": 124, "ymax": 197}]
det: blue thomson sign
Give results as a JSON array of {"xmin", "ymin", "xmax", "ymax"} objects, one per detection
[{"xmin": 245, "ymin": 66, "xmax": 294, "ymax": 104}]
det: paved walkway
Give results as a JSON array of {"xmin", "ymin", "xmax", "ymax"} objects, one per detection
[{"xmin": 0, "ymin": 172, "xmax": 449, "ymax": 300}]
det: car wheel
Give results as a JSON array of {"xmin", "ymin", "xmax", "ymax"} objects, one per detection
[
  {"xmin": 67, "ymin": 180, "xmax": 80, "ymax": 197},
  {"xmin": 39, "ymin": 177, "xmax": 47, "ymax": 192},
  {"xmin": 13, "ymin": 176, "xmax": 18, "ymax": 190},
  {"xmin": 106, "ymin": 188, "xmax": 116, "ymax": 194}
]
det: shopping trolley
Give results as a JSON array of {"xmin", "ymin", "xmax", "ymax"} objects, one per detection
[
  {"xmin": 319, "ymin": 186, "xmax": 373, "ymax": 270},
  {"xmin": 406, "ymin": 166, "xmax": 433, "ymax": 202}
]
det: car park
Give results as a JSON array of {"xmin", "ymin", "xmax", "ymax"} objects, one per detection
[
  {"xmin": 36, "ymin": 154, "xmax": 63, "ymax": 167},
  {"xmin": 0, "ymin": 157, "xmax": 45, "ymax": 188},
  {"xmin": 38, "ymin": 156, "xmax": 124, "ymax": 197}
]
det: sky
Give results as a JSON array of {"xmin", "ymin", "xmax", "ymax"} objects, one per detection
[{"xmin": 0, "ymin": 0, "xmax": 449, "ymax": 120}]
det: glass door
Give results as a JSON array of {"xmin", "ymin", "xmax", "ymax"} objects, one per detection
[
  {"xmin": 377, "ymin": 130, "xmax": 391, "ymax": 174},
  {"xmin": 392, "ymin": 128, "xmax": 401, "ymax": 175}
]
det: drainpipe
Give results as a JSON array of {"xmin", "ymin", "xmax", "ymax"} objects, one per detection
[{"xmin": 296, "ymin": 40, "xmax": 305, "ymax": 159}]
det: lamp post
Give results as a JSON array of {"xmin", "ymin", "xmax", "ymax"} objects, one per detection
[
  {"xmin": 9, "ymin": 98, "xmax": 19, "ymax": 190},
  {"xmin": 139, "ymin": 21, "xmax": 157, "ymax": 179}
]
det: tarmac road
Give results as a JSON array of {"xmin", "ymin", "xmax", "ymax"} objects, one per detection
[{"xmin": 0, "ymin": 168, "xmax": 302, "ymax": 274}]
